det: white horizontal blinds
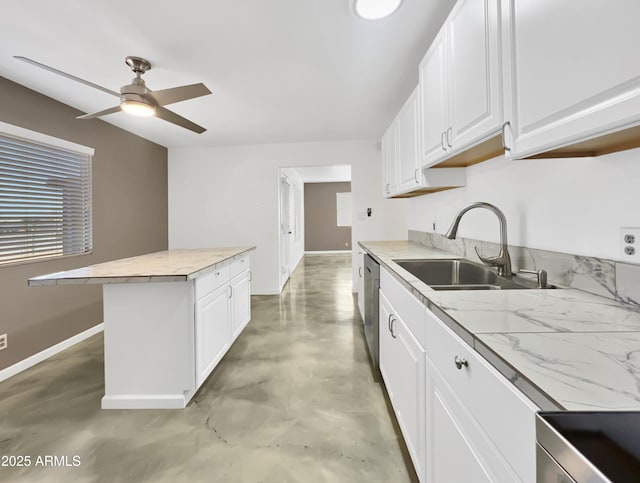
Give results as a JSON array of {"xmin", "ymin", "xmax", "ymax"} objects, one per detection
[{"xmin": 0, "ymin": 132, "xmax": 92, "ymax": 265}]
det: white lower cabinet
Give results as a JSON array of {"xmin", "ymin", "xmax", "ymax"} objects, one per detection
[
  {"xmin": 377, "ymin": 264, "xmax": 538, "ymax": 483},
  {"xmin": 379, "ymin": 273, "xmax": 426, "ymax": 481},
  {"xmin": 428, "ymin": 369, "xmax": 493, "ymax": 483},
  {"xmin": 195, "ymin": 257, "xmax": 252, "ymax": 388},
  {"xmin": 425, "ymin": 309, "xmax": 538, "ymax": 483},
  {"xmin": 230, "ymin": 269, "xmax": 251, "ymax": 341},
  {"xmin": 357, "ymin": 249, "xmax": 365, "ymax": 321},
  {"xmin": 196, "ymin": 284, "xmax": 231, "ymax": 387}
]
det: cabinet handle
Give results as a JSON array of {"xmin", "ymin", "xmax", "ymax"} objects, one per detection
[
  {"xmin": 441, "ymin": 132, "xmax": 447, "ymax": 151},
  {"xmin": 454, "ymin": 356, "xmax": 468, "ymax": 370},
  {"xmin": 501, "ymin": 121, "xmax": 511, "ymax": 152},
  {"xmin": 446, "ymin": 127, "xmax": 453, "ymax": 148},
  {"xmin": 359, "ymin": 266, "xmax": 362, "ymax": 277},
  {"xmin": 390, "ymin": 317, "xmax": 397, "ymax": 339},
  {"xmin": 388, "ymin": 313, "xmax": 393, "ymax": 333},
  {"xmin": 249, "ymin": 271, "xmax": 252, "ymax": 282},
  {"xmin": 228, "ymin": 286, "xmax": 233, "ymax": 299},
  {"xmin": 414, "ymin": 168, "xmax": 420, "ymax": 183},
  {"xmin": 385, "ymin": 182, "xmax": 390, "ymax": 194}
]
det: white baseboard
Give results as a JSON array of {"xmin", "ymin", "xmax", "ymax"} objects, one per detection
[
  {"xmin": 0, "ymin": 323, "xmax": 104, "ymax": 383},
  {"xmin": 304, "ymin": 250, "xmax": 351, "ymax": 255}
]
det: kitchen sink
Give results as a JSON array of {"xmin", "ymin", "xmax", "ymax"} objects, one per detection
[{"xmin": 393, "ymin": 258, "xmax": 557, "ymax": 290}]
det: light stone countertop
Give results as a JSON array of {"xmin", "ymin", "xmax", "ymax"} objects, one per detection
[
  {"xmin": 28, "ymin": 247, "xmax": 256, "ymax": 286},
  {"xmin": 360, "ymin": 240, "xmax": 640, "ymax": 411}
]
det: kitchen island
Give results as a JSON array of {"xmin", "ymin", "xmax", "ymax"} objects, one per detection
[{"xmin": 29, "ymin": 247, "xmax": 255, "ymax": 409}]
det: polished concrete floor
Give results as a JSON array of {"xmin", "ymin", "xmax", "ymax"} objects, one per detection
[{"xmin": 0, "ymin": 254, "xmax": 416, "ymax": 483}]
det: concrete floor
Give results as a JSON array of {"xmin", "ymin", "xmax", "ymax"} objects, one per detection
[{"xmin": 0, "ymin": 254, "xmax": 416, "ymax": 482}]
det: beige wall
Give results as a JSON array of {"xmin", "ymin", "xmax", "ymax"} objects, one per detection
[
  {"xmin": 0, "ymin": 76, "xmax": 168, "ymax": 371},
  {"xmin": 304, "ymin": 182, "xmax": 352, "ymax": 251}
]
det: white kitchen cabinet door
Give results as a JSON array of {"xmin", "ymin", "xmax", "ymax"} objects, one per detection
[
  {"xmin": 420, "ymin": 0, "xmax": 503, "ymax": 168},
  {"xmin": 379, "ymin": 291, "xmax": 396, "ymax": 399},
  {"xmin": 357, "ymin": 250, "xmax": 365, "ymax": 321},
  {"xmin": 419, "ymin": 29, "xmax": 449, "ymax": 168},
  {"xmin": 379, "ymin": 291, "xmax": 426, "ymax": 482},
  {"xmin": 396, "ymin": 86, "xmax": 423, "ymax": 194},
  {"xmin": 230, "ymin": 270, "xmax": 251, "ymax": 342},
  {"xmin": 381, "ymin": 123, "xmax": 399, "ymax": 197},
  {"xmin": 391, "ymin": 314, "xmax": 426, "ymax": 481},
  {"xmin": 195, "ymin": 284, "xmax": 231, "ymax": 386},
  {"xmin": 425, "ymin": 308, "xmax": 537, "ymax": 483},
  {"xmin": 427, "ymin": 365, "xmax": 493, "ymax": 483},
  {"xmin": 505, "ymin": 0, "xmax": 640, "ymax": 158},
  {"xmin": 447, "ymin": 0, "xmax": 501, "ymax": 151}
]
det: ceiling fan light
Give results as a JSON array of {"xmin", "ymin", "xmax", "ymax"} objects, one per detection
[
  {"xmin": 354, "ymin": 0, "xmax": 403, "ymax": 20},
  {"xmin": 120, "ymin": 99, "xmax": 155, "ymax": 117}
]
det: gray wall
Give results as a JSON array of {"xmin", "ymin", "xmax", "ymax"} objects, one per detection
[
  {"xmin": 304, "ymin": 182, "xmax": 352, "ymax": 251},
  {"xmin": 0, "ymin": 76, "xmax": 168, "ymax": 371}
]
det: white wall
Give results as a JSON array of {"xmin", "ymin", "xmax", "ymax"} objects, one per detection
[
  {"xmin": 407, "ymin": 148, "xmax": 640, "ymax": 261},
  {"xmin": 169, "ymin": 140, "xmax": 407, "ymax": 294}
]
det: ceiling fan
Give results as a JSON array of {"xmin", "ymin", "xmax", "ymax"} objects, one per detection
[{"xmin": 14, "ymin": 55, "xmax": 211, "ymax": 134}]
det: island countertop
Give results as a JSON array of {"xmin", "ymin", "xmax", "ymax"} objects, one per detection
[{"xmin": 28, "ymin": 246, "xmax": 256, "ymax": 286}]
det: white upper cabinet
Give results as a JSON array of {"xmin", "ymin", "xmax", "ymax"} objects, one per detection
[
  {"xmin": 420, "ymin": 0, "xmax": 502, "ymax": 168},
  {"xmin": 397, "ymin": 86, "xmax": 423, "ymax": 194},
  {"xmin": 504, "ymin": 0, "xmax": 640, "ymax": 158},
  {"xmin": 419, "ymin": 32, "xmax": 449, "ymax": 167},
  {"xmin": 381, "ymin": 122, "xmax": 398, "ymax": 197}
]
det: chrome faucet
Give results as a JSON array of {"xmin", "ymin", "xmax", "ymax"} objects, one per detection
[{"xmin": 445, "ymin": 202, "xmax": 513, "ymax": 278}]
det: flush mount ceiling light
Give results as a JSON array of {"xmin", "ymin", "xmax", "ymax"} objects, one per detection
[
  {"xmin": 354, "ymin": 0, "xmax": 403, "ymax": 20},
  {"xmin": 120, "ymin": 96, "xmax": 155, "ymax": 117}
]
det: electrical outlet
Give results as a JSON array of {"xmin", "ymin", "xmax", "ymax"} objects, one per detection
[
  {"xmin": 0, "ymin": 333, "xmax": 6, "ymax": 351},
  {"xmin": 621, "ymin": 227, "xmax": 640, "ymax": 260}
]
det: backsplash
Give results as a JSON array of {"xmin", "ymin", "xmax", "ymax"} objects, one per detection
[{"xmin": 409, "ymin": 230, "xmax": 640, "ymax": 307}]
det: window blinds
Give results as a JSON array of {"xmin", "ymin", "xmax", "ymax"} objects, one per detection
[{"xmin": 0, "ymin": 132, "xmax": 92, "ymax": 265}]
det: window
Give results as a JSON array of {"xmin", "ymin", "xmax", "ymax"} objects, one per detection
[{"xmin": 0, "ymin": 122, "xmax": 93, "ymax": 265}]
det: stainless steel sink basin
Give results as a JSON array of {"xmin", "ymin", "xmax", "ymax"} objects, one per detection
[{"xmin": 393, "ymin": 258, "xmax": 556, "ymax": 290}]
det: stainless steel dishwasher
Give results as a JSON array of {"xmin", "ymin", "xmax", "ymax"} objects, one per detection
[{"xmin": 363, "ymin": 253, "xmax": 380, "ymax": 372}]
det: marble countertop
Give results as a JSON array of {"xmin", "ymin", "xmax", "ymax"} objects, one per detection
[
  {"xmin": 360, "ymin": 240, "xmax": 640, "ymax": 411},
  {"xmin": 28, "ymin": 247, "xmax": 256, "ymax": 286}
]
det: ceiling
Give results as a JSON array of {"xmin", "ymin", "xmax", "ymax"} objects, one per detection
[{"xmin": 0, "ymin": 0, "xmax": 455, "ymax": 148}]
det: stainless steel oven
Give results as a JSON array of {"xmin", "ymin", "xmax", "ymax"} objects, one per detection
[{"xmin": 363, "ymin": 253, "xmax": 380, "ymax": 372}]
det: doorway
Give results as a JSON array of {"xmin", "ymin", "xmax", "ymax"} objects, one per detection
[{"xmin": 277, "ymin": 165, "xmax": 352, "ymax": 291}]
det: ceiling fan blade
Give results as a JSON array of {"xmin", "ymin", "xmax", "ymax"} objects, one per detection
[
  {"xmin": 155, "ymin": 106, "xmax": 206, "ymax": 134},
  {"xmin": 148, "ymin": 83, "xmax": 211, "ymax": 107},
  {"xmin": 77, "ymin": 105, "xmax": 122, "ymax": 120},
  {"xmin": 14, "ymin": 56, "xmax": 120, "ymax": 97}
]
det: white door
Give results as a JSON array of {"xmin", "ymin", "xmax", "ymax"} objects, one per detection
[{"xmin": 279, "ymin": 175, "xmax": 292, "ymax": 288}]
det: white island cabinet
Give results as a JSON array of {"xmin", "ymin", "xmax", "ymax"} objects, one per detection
[{"xmin": 29, "ymin": 247, "xmax": 255, "ymax": 409}]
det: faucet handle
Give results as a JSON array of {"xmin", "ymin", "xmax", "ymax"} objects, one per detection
[
  {"xmin": 474, "ymin": 246, "xmax": 499, "ymax": 267},
  {"xmin": 519, "ymin": 269, "xmax": 548, "ymax": 288}
]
